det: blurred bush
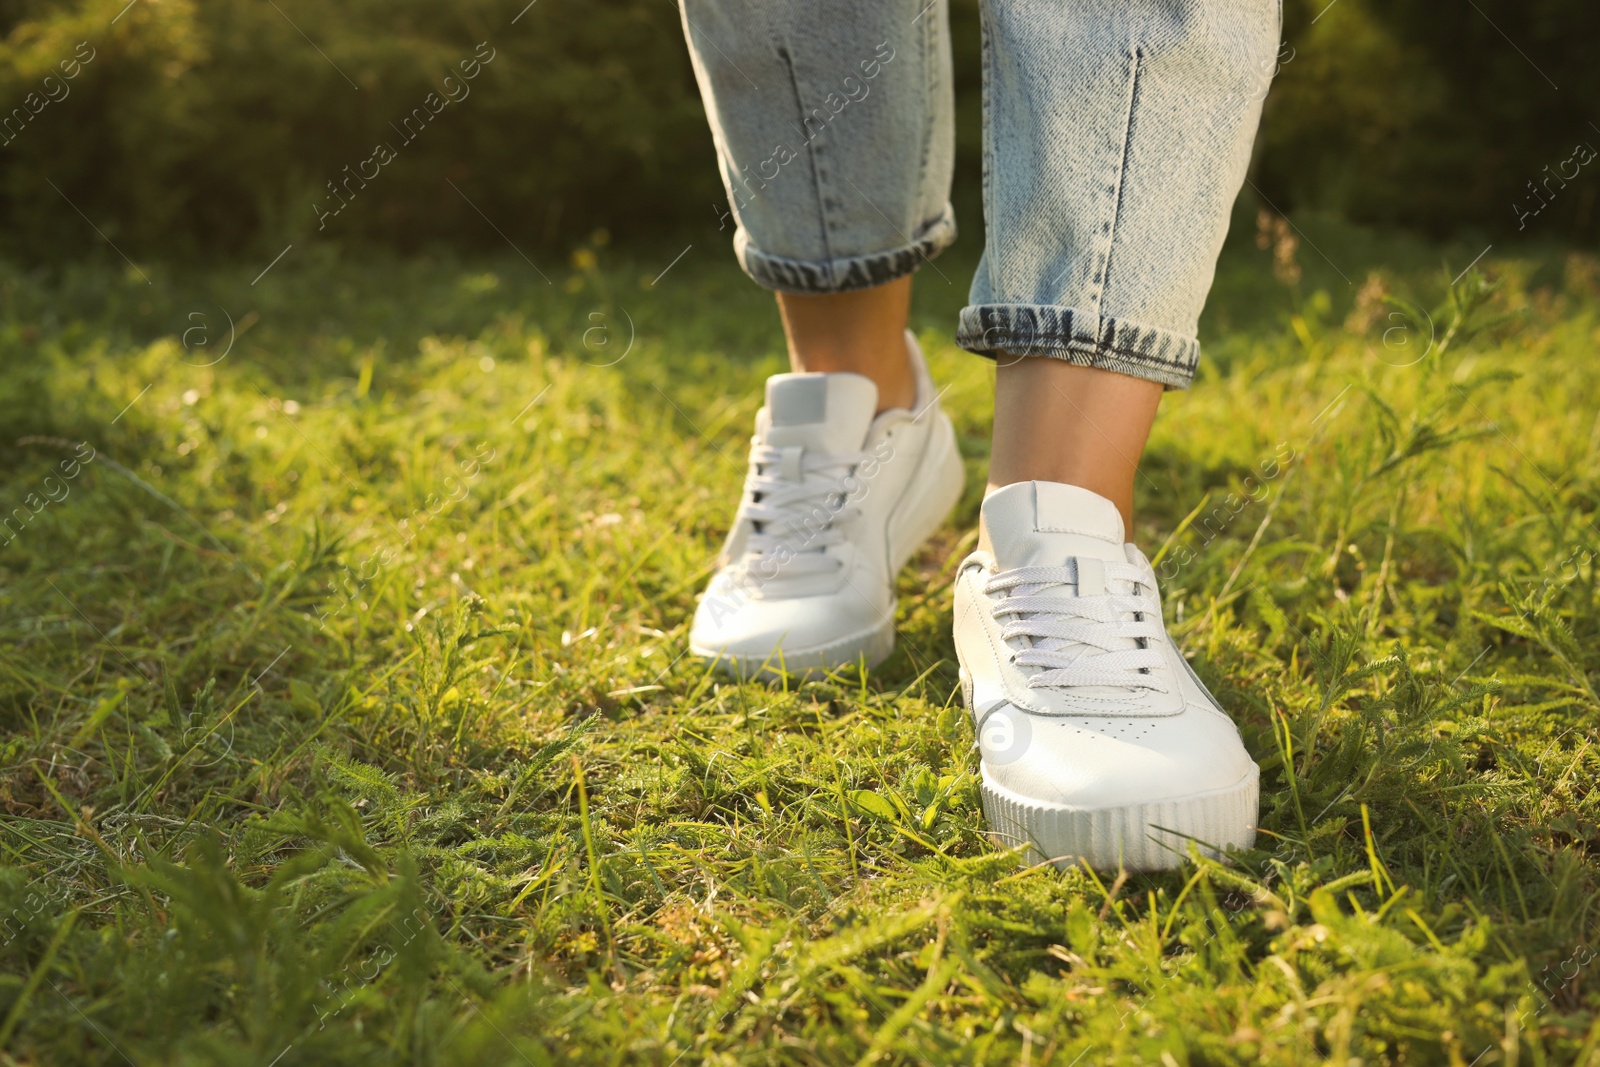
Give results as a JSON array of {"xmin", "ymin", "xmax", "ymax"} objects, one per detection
[
  {"xmin": 1264, "ymin": 0, "xmax": 1599, "ymax": 239},
  {"xmin": 0, "ymin": 0, "xmax": 1592, "ymax": 259},
  {"xmin": 0, "ymin": 0, "xmax": 719, "ymax": 256}
]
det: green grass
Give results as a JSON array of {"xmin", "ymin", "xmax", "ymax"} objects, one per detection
[{"xmin": 3, "ymin": 217, "xmax": 1600, "ymax": 1065}]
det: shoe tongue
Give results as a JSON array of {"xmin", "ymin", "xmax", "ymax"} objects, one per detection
[
  {"xmin": 980, "ymin": 481, "xmax": 1127, "ymax": 568},
  {"xmin": 982, "ymin": 482, "xmax": 1140, "ymax": 687},
  {"xmin": 761, "ymin": 372, "xmax": 878, "ymax": 452}
]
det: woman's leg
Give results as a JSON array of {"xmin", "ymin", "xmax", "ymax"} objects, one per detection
[
  {"xmin": 962, "ymin": 0, "xmax": 1281, "ymax": 523},
  {"xmin": 679, "ymin": 0, "xmax": 955, "ymax": 413},
  {"xmin": 777, "ymin": 278, "xmax": 915, "ymax": 413},
  {"xmin": 680, "ymin": 0, "xmax": 967, "ymax": 676},
  {"xmin": 988, "ymin": 359, "xmax": 1163, "ymax": 530},
  {"xmin": 954, "ymin": 0, "xmax": 1281, "ymax": 871}
]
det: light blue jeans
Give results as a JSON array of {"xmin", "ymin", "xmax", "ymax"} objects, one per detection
[{"xmin": 680, "ymin": 0, "xmax": 1279, "ymax": 388}]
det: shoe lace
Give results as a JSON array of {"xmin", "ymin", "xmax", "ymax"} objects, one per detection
[
  {"xmin": 985, "ymin": 561, "xmax": 1168, "ymax": 691},
  {"xmin": 736, "ymin": 441, "xmax": 867, "ymax": 579}
]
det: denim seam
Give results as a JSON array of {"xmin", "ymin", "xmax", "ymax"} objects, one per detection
[
  {"xmin": 978, "ymin": 5, "xmax": 997, "ymax": 301},
  {"xmin": 1100, "ymin": 46, "xmax": 1143, "ymax": 319},
  {"xmin": 1031, "ymin": 336, "xmax": 1184, "ymax": 370},
  {"xmin": 775, "ymin": 42, "xmax": 836, "ymax": 279},
  {"xmin": 954, "ymin": 304, "xmax": 1200, "ymax": 388},
  {"xmin": 737, "ymin": 204, "xmax": 954, "ymax": 293},
  {"xmin": 1045, "ymin": 343, "xmax": 1195, "ymax": 388},
  {"xmin": 1056, "ymin": 341, "xmax": 1187, "ymax": 370},
  {"xmin": 916, "ymin": 8, "xmax": 937, "ymax": 226}
]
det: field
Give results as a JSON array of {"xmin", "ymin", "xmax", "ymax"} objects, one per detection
[{"xmin": 1, "ymin": 215, "xmax": 1598, "ymax": 1064}]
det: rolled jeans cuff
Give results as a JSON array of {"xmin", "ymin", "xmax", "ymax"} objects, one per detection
[
  {"xmin": 733, "ymin": 203, "xmax": 957, "ymax": 295},
  {"xmin": 955, "ymin": 303, "xmax": 1202, "ymax": 390}
]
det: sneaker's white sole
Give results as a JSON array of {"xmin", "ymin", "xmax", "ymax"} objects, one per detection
[
  {"xmin": 958, "ymin": 666, "xmax": 1258, "ymax": 871},
  {"xmin": 695, "ymin": 410, "xmax": 965, "ymax": 680},
  {"xmin": 691, "ymin": 616, "xmax": 897, "ymax": 679},
  {"xmin": 979, "ymin": 766, "xmax": 1258, "ymax": 872}
]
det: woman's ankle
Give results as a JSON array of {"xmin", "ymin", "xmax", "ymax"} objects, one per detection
[
  {"xmin": 775, "ymin": 276, "xmax": 916, "ymax": 412},
  {"xmin": 987, "ymin": 356, "xmax": 1164, "ymax": 531}
]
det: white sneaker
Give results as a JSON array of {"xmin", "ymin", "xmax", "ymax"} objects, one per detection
[
  {"xmin": 690, "ymin": 331, "xmax": 965, "ymax": 678},
  {"xmin": 953, "ymin": 481, "xmax": 1258, "ymax": 871}
]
